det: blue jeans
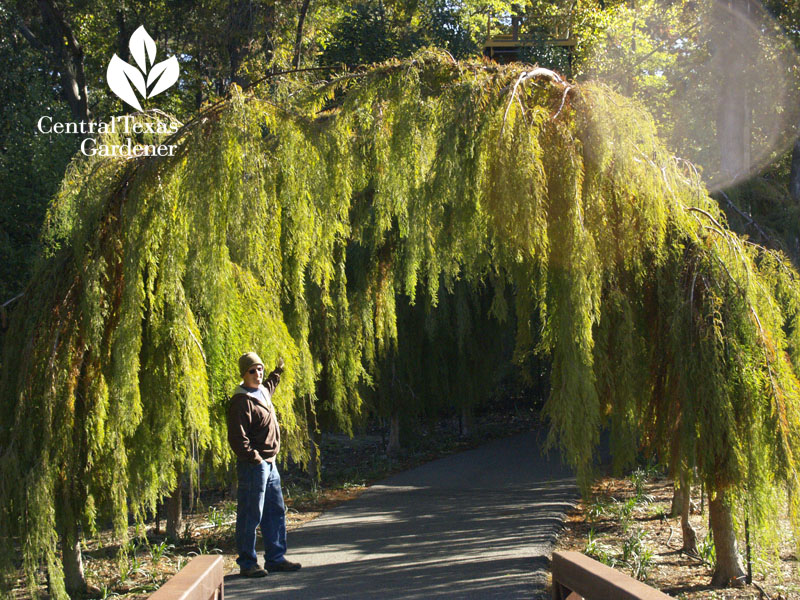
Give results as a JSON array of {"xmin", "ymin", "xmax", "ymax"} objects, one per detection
[{"xmin": 235, "ymin": 460, "xmax": 287, "ymax": 569}]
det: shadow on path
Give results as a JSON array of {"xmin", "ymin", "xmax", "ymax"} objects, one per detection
[{"xmin": 225, "ymin": 430, "xmax": 577, "ymax": 599}]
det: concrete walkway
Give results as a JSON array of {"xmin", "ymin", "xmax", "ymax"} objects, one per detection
[{"xmin": 224, "ymin": 430, "xmax": 577, "ymax": 599}]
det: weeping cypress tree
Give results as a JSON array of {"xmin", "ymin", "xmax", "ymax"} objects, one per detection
[
  {"xmin": 410, "ymin": 280, "xmax": 512, "ymax": 435},
  {"xmin": 2, "ymin": 51, "xmax": 800, "ymax": 595},
  {"xmin": 365, "ymin": 278, "xmax": 511, "ymax": 452}
]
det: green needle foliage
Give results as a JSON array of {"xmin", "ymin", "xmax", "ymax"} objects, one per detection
[{"xmin": 2, "ymin": 50, "xmax": 800, "ymax": 595}]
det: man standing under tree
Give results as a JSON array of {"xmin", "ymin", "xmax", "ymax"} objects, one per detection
[{"xmin": 227, "ymin": 352, "xmax": 302, "ymax": 577}]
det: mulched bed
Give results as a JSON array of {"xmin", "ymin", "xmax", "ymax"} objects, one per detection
[{"xmin": 553, "ymin": 474, "xmax": 800, "ymax": 599}]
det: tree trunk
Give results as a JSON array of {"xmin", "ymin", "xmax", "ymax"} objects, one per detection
[
  {"xmin": 37, "ymin": 0, "xmax": 90, "ymax": 123},
  {"xmin": 292, "ymin": 0, "xmax": 312, "ymax": 69},
  {"xmin": 700, "ymin": 480, "xmax": 705, "ymax": 515},
  {"xmin": 165, "ymin": 481, "xmax": 183, "ymax": 542},
  {"xmin": 459, "ymin": 406, "xmax": 472, "ymax": 437},
  {"xmin": 709, "ymin": 491, "xmax": 746, "ymax": 587},
  {"xmin": 308, "ymin": 433, "xmax": 320, "ymax": 489},
  {"xmin": 188, "ymin": 467, "xmax": 195, "ymax": 515},
  {"xmin": 226, "ymin": 0, "xmax": 252, "ymax": 88},
  {"xmin": 306, "ymin": 395, "xmax": 321, "ymax": 489},
  {"xmin": 15, "ymin": 2, "xmax": 90, "ymax": 123},
  {"xmin": 60, "ymin": 530, "xmax": 86, "ymax": 598},
  {"xmin": 714, "ymin": 0, "xmax": 752, "ymax": 188},
  {"xmin": 789, "ymin": 135, "xmax": 800, "ymax": 203},
  {"xmin": 679, "ymin": 473, "xmax": 698, "ymax": 554},
  {"xmin": 116, "ymin": 9, "xmax": 130, "ymax": 63},
  {"xmin": 387, "ymin": 411, "xmax": 401, "ymax": 455},
  {"xmin": 669, "ymin": 481, "xmax": 684, "ymax": 518},
  {"xmin": 716, "ymin": 73, "xmax": 750, "ymax": 184},
  {"xmin": 225, "ymin": 0, "xmax": 279, "ymax": 89}
]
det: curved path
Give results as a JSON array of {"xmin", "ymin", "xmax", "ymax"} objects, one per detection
[{"xmin": 224, "ymin": 430, "xmax": 577, "ymax": 599}]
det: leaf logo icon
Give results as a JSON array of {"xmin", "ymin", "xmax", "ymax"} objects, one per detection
[{"xmin": 107, "ymin": 26, "xmax": 179, "ymax": 111}]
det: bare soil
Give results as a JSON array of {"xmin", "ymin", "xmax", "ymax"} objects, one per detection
[{"xmin": 553, "ymin": 475, "xmax": 800, "ymax": 599}]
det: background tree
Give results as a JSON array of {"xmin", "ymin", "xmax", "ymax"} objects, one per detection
[
  {"xmin": 0, "ymin": 14, "xmax": 78, "ymax": 305},
  {"xmin": 575, "ymin": 0, "xmax": 800, "ymax": 261}
]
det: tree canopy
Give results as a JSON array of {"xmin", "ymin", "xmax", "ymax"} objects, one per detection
[
  {"xmin": 5, "ymin": 0, "xmax": 800, "ymax": 303},
  {"xmin": 2, "ymin": 50, "xmax": 800, "ymax": 595},
  {"xmin": 0, "ymin": 0, "xmax": 526, "ymax": 304}
]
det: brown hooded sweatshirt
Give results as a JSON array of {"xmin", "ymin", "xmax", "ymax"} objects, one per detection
[{"xmin": 227, "ymin": 368, "xmax": 282, "ymax": 463}]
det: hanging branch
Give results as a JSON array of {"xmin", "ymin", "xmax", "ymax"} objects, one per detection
[
  {"xmin": 688, "ymin": 205, "xmax": 798, "ymax": 474},
  {"xmin": 502, "ymin": 67, "xmax": 572, "ymax": 134},
  {"xmin": 716, "ymin": 189, "xmax": 772, "ymax": 245},
  {"xmin": 1, "ymin": 293, "xmax": 24, "ymax": 308}
]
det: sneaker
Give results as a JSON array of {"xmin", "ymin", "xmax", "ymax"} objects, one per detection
[
  {"xmin": 240, "ymin": 566, "xmax": 268, "ymax": 578},
  {"xmin": 265, "ymin": 559, "xmax": 302, "ymax": 572}
]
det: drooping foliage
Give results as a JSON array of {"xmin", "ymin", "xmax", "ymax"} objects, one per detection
[
  {"xmin": 364, "ymin": 279, "xmax": 514, "ymax": 437},
  {"xmin": 2, "ymin": 50, "xmax": 800, "ymax": 596}
]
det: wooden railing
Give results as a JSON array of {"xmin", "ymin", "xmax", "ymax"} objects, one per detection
[
  {"xmin": 149, "ymin": 549, "xmax": 672, "ymax": 599},
  {"xmin": 149, "ymin": 555, "xmax": 224, "ymax": 600},
  {"xmin": 551, "ymin": 551, "xmax": 672, "ymax": 600}
]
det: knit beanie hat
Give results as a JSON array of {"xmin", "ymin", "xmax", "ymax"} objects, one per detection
[{"xmin": 238, "ymin": 352, "xmax": 264, "ymax": 377}]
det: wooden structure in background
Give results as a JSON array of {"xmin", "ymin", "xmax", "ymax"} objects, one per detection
[{"xmin": 483, "ymin": 12, "xmax": 577, "ymax": 68}]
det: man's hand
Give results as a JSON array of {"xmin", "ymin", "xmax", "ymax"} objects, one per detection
[{"xmin": 276, "ymin": 357, "xmax": 285, "ymax": 371}]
